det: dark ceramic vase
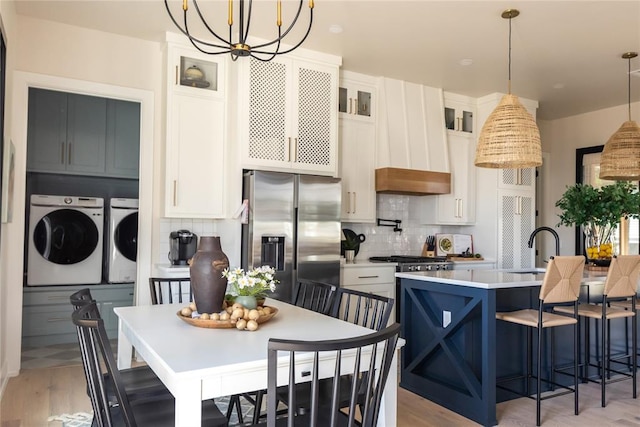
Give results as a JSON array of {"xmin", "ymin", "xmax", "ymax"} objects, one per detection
[{"xmin": 189, "ymin": 236, "xmax": 229, "ymax": 314}]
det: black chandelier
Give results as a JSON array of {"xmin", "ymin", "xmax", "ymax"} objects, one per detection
[{"xmin": 165, "ymin": 0, "xmax": 314, "ymax": 62}]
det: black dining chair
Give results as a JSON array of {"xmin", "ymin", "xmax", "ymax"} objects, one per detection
[
  {"xmin": 260, "ymin": 323, "xmax": 401, "ymax": 427},
  {"xmin": 330, "ymin": 287, "xmax": 394, "ymax": 331},
  {"xmin": 275, "ymin": 287, "xmax": 395, "ymax": 419},
  {"xmin": 148, "ymin": 277, "xmax": 193, "ymax": 305},
  {"xmin": 232, "ymin": 280, "xmax": 339, "ymax": 423},
  {"xmin": 69, "ymin": 288, "xmax": 169, "ymax": 405},
  {"xmin": 293, "ymin": 279, "xmax": 338, "ymax": 315},
  {"xmin": 72, "ymin": 301, "xmax": 228, "ymax": 427}
]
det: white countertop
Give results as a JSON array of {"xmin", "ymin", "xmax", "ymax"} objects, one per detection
[
  {"xmin": 396, "ymin": 269, "xmax": 607, "ymax": 290},
  {"xmin": 153, "ymin": 264, "xmax": 190, "ymax": 277}
]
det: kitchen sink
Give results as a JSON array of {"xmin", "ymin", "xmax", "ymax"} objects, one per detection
[{"xmin": 504, "ymin": 268, "xmax": 546, "ymax": 275}]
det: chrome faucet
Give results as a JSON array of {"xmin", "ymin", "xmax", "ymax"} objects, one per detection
[{"xmin": 528, "ymin": 226, "xmax": 560, "ymax": 256}]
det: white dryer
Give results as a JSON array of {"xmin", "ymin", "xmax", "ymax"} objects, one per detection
[
  {"xmin": 108, "ymin": 198, "xmax": 138, "ymax": 283},
  {"xmin": 28, "ymin": 194, "xmax": 104, "ymax": 286}
]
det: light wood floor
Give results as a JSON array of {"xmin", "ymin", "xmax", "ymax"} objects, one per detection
[{"xmin": 1, "ymin": 364, "xmax": 639, "ymax": 426}]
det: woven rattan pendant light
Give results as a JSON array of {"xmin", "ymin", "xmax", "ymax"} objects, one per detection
[
  {"xmin": 475, "ymin": 9, "xmax": 542, "ymax": 169},
  {"xmin": 599, "ymin": 52, "xmax": 640, "ymax": 181}
]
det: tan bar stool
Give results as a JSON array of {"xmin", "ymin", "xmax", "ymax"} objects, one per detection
[
  {"xmin": 555, "ymin": 255, "xmax": 639, "ymax": 407},
  {"xmin": 496, "ymin": 255, "xmax": 585, "ymax": 426}
]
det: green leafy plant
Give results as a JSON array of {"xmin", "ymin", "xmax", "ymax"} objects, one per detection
[
  {"xmin": 556, "ymin": 181, "xmax": 640, "ymax": 256},
  {"xmin": 556, "ymin": 181, "xmax": 640, "ymax": 229},
  {"xmin": 343, "ymin": 234, "xmax": 360, "ymax": 251}
]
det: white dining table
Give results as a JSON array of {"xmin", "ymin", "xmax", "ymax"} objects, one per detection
[{"xmin": 114, "ymin": 299, "xmax": 402, "ymax": 426}]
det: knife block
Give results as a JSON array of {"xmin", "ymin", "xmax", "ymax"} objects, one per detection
[{"xmin": 421, "ymin": 244, "xmax": 435, "ymax": 258}]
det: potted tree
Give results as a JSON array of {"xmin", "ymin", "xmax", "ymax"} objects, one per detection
[{"xmin": 555, "ymin": 181, "xmax": 640, "ymax": 264}]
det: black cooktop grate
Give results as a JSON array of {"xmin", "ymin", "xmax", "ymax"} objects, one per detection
[{"xmin": 369, "ymin": 255, "xmax": 449, "ymax": 263}]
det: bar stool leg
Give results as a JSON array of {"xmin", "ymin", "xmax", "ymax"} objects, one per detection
[
  {"xmin": 633, "ymin": 310, "xmax": 637, "ymax": 399},
  {"xmin": 601, "ymin": 316, "xmax": 607, "ymax": 407},
  {"xmin": 574, "ymin": 318, "xmax": 579, "ymax": 415},
  {"xmin": 537, "ymin": 321, "xmax": 543, "ymax": 426}
]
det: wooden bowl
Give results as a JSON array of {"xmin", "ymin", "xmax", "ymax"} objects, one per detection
[{"xmin": 176, "ymin": 306, "xmax": 278, "ymax": 329}]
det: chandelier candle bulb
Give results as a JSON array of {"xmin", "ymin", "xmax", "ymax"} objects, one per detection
[
  {"xmin": 277, "ymin": 1, "xmax": 282, "ymax": 26},
  {"xmin": 165, "ymin": 0, "xmax": 314, "ymax": 61}
]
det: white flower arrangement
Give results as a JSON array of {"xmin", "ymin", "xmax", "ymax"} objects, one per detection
[{"xmin": 222, "ymin": 265, "xmax": 278, "ymax": 298}]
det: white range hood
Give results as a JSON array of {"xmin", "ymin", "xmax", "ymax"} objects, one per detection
[{"xmin": 375, "ymin": 77, "xmax": 451, "ymax": 195}]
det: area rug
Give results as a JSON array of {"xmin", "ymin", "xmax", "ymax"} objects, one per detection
[
  {"xmin": 46, "ymin": 397, "xmax": 253, "ymax": 427},
  {"xmin": 47, "ymin": 412, "xmax": 93, "ymax": 427}
]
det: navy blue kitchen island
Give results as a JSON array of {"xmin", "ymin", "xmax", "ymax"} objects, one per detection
[{"xmin": 396, "ymin": 269, "xmax": 608, "ymax": 426}]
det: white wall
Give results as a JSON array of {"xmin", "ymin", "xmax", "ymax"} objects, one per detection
[
  {"xmin": 0, "ymin": 0, "xmax": 18, "ymax": 403},
  {"xmin": 538, "ymin": 101, "xmax": 638, "ymax": 256}
]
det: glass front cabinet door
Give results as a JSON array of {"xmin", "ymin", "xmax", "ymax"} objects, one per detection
[{"xmin": 338, "ymin": 72, "xmax": 377, "ymax": 121}]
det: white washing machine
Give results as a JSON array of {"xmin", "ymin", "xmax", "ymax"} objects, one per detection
[
  {"xmin": 27, "ymin": 194, "xmax": 104, "ymax": 286},
  {"xmin": 108, "ymin": 198, "xmax": 138, "ymax": 283}
]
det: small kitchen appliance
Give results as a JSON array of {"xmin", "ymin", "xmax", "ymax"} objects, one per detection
[
  {"xmin": 169, "ymin": 230, "xmax": 198, "ymax": 265},
  {"xmin": 369, "ymin": 255, "xmax": 453, "ymax": 322}
]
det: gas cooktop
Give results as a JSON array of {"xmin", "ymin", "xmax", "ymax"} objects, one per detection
[{"xmin": 369, "ymin": 255, "xmax": 448, "ymax": 263}]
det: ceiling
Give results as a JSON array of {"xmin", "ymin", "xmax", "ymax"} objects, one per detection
[{"xmin": 13, "ymin": 0, "xmax": 640, "ymax": 120}]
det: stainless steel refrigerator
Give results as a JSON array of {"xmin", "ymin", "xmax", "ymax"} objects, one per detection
[{"xmin": 241, "ymin": 170, "xmax": 342, "ymax": 303}]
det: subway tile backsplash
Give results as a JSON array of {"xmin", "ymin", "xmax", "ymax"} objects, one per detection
[
  {"xmin": 343, "ymin": 194, "xmax": 468, "ymax": 261},
  {"xmin": 158, "ymin": 195, "xmax": 467, "ymax": 267}
]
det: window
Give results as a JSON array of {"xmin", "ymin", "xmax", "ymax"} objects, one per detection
[{"xmin": 576, "ymin": 146, "xmax": 639, "ymax": 256}]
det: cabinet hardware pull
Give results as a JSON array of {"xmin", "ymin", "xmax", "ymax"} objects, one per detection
[
  {"xmin": 287, "ymin": 137, "xmax": 292, "ymax": 162},
  {"xmin": 293, "ymin": 137, "xmax": 298, "ymax": 162},
  {"xmin": 346, "ymin": 191, "xmax": 351, "ymax": 213},
  {"xmin": 47, "ymin": 317, "xmax": 68, "ymax": 322},
  {"xmin": 175, "ymin": 65, "xmax": 179, "ymax": 85},
  {"xmin": 60, "ymin": 143, "xmax": 65, "ymax": 164},
  {"xmin": 68, "ymin": 143, "xmax": 72, "ymax": 164},
  {"xmin": 348, "ymin": 98, "xmax": 353, "ymax": 114},
  {"xmin": 358, "ymin": 275, "xmax": 379, "ymax": 279},
  {"xmin": 352, "ymin": 192, "xmax": 356, "ymax": 214},
  {"xmin": 459, "ymin": 199, "xmax": 463, "ymax": 218},
  {"xmin": 173, "ymin": 180, "xmax": 177, "ymax": 206},
  {"xmin": 47, "ymin": 295, "xmax": 70, "ymax": 301}
]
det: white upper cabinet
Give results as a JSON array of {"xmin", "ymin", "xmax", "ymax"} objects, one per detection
[
  {"xmin": 240, "ymin": 53, "xmax": 341, "ymax": 176},
  {"xmin": 444, "ymin": 92, "xmax": 476, "ymax": 137},
  {"xmin": 164, "ymin": 37, "xmax": 229, "ymax": 218},
  {"xmin": 339, "ymin": 70, "xmax": 376, "ymax": 122},
  {"xmin": 416, "ymin": 133, "xmax": 476, "ymax": 225},
  {"xmin": 339, "ymin": 71, "xmax": 377, "ymax": 223},
  {"xmin": 376, "ymin": 77, "xmax": 449, "ymax": 173}
]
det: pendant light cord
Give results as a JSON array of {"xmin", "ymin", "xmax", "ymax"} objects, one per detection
[
  {"xmin": 628, "ymin": 56, "xmax": 632, "ymax": 121},
  {"xmin": 508, "ymin": 14, "xmax": 512, "ymax": 94}
]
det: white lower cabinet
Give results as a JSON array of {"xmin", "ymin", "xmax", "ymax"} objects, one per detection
[
  {"xmin": 340, "ymin": 264, "xmax": 396, "ymax": 325},
  {"xmin": 451, "ymin": 261, "xmax": 496, "ymax": 270}
]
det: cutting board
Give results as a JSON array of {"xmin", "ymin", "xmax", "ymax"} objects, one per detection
[{"xmin": 436, "ymin": 234, "xmax": 473, "ymax": 256}]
